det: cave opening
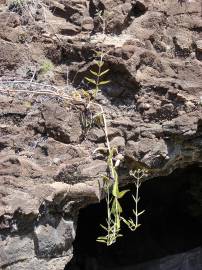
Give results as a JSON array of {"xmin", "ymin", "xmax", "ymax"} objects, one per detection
[{"xmin": 65, "ymin": 166, "xmax": 202, "ymax": 270}]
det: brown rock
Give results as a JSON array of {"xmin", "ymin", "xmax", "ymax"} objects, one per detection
[
  {"xmin": 0, "ymin": 12, "xmax": 20, "ymax": 28},
  {"xmin": 195, "ymin": 40, "xmax": 202, "ymax": 53}
]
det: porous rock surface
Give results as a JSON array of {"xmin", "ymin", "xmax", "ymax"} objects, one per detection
[{"xmin": 0, "ymin": 0, "xmax": 202, "ymax": 269}]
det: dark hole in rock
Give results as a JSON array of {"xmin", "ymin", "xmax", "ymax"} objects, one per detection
[
  {"xmin": 89, "ymin": 0, "xmax": 105, "ymax": 19},
  {"xmin": 129, "ymin": 1, "xmax": 148, "ymax": 18},
  {"xmin": 197, "ymin": 119, "xmax": 202, "ymax": 133},
  {"xmin": 49, "ymin": 7, "xmax": 68, "ymax": 19},
  {"xmin": 65, "ymin": 166, "xmax": 202, "ymax": 270}
]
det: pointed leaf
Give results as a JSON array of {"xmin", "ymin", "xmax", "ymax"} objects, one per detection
[
  {"xmin": 82, "ymin": 90, "xmax": 90, "ymax": 98},
  {"xmin": 93, "ymin": 50, "xmax": 102, "ymax": 57},
  {"xmin": 132, "ymin": 195, "xmax": 140, "ymax": 203},
  {"xmin": 97, "ymin": 236, "xmax": 107, "ymax": 240},
  {"xmin": 90, "ymin": 70, "xmax": 99, "ymax": 76},
  {"xmin": 116, "ymin": 216, "xmax": 121, "ymax": 229},
  {"xmin": 99, "ymin": 80, "xmax": 110, "ymax": 86},
  {"xmin": 112, "ymin": 178, "xmax": 119, "ymax": 197},
  {"xmin": 100, "ymin": 224, "xmax": 108, "ymax": 231},
  {"xmin": 85, "ymin": 77, "xmax": 96, "ymax": 85},
  {"xmin": 117, "ymin": 189, "xmax": 130, "ymax": 199},
  {"xmin": 100, "ymin": 69, "xmax": 110, "ymax": 76},
  {"xmin": 95, "ymin": 61, "xmax": 104, "ymax": 67},
  {"xmin": 121, "ymin": 217, "xmax": 129, "ymax": 225},
  {"xmin": 96, "ymin": 239, "xmax": 107, "ymax": 243},
  {"xmin": 117, "ymin": 201, "xmax": 123, "ymax": 213},
  {"xmin": 111, "ymin": 199, "xmax": 116, "ymax": 214},
  {"xmin": 112, "ymin": 199, "xmax": 122, "ymax": 214},
  {"xmin": 112, "ymin": 167, "xmax": 118, "ymax": 181},
  {"xmin": 138, "ymin": 210, "xmax": 145, "ymax": 216}
]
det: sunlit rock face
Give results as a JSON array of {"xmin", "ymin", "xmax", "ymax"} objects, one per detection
[{"xmin": 0, "ymin": 0, "xmax": 202, "ymax": 269}]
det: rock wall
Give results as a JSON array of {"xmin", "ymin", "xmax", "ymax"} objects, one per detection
[{"xmin": 0, "ymin": 0, "xmax": 202, "ymax": 269}]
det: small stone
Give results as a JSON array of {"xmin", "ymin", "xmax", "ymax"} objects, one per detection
[
  {"xmin": 122, "ymin": 45, "xmax": 135, "ymax": 59},
  {"xmin": 178, "ymin": 110, "xmax": 185, "ymax": 115},
  {"xmin": 186, "ymin": 101, "xmax": 195, "ymax": 109},
  {"xmin": 137, "ymin": 97, "xmax": 146, "ymax": 104},
  {"xmin": 143, "ymin": 103, "xmax": 151, "ymax": 110},
  {"xmin": 82, "ymin": 17, "xmax": 94, "ymax": 32},
  {"xmin": 162, "ymin": 103, "xmax": 174, "ymax": 110},
  {"xmin": 174, "ymin": 32, "xmax": 192, "ymax": 51},
  {"xmin": 110, "ymin": 136, "xmax": 125, "ymax": 149},
  {"xmin": 53, "ymin": 158, "xmax": 61, "ymax": 165},
  {"xmin": 138, "ymin": 102, "xmax": 151, "ymax": 110}
]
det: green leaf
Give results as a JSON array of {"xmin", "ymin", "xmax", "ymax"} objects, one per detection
[
  {"xmin": 93, "ymin": 86, "xmax": 100, "ymax": 97},
  {"xmin": 121, "ymin": 217, "xmax": 128, "ymax": 225},
  {"xmin": 111, "ymin": 199, "xmax": 122, "ymax": 214},
  {"xmin": 100, "ymin": 69, "xmax": 110, "ymax": 76},
  {"xmin": 85, "ymin": 77, "xmax": 96, "ymax": 85},
  {"xmin": 82, "ymin": 90, "xmax": 91, "ymax": 98},
  {"xmin": 92, "ymin": 50, "xmax": 102, "ymax": 57},
  {"xmin": 132, "ymin": 195, "xmax": 140, "ymax": 203},
  {"xmin": 90, "ymin": 70, "xmax": 99, "ymax": 76},
  {"xmin": 96, "ymin": 239, "xmax": 107, "ymax": 243},
  {"xmin": 112, "ymin": 177, "xmax": 119, "ymax": 197},
  {"xmin": 95, "ymin": 61, "xmax": 104, "ymax": 67},
  {"xmin": 117, "ymin": 201, "xmax": 123, "ymax": 213},
  {"xmin": 100, "ymin": 224, "xmax": 108, "ymax": 231},
  {"xmin": 97, "ymin": 235, "xmax": 107, "ymax": 240},
  {"xmin": 132, "ymin": 209, "xmax": 145, "ymax": 216},
  {"xmin": 102, "ymin": 175, "xmax": 109, "ymax": 182},
  {"xmin": 111, "ymin": 199, "xmax": 116, "ymax": 214},
  {"xmin": 138, "ymin": 210, "xmax": 145, "ymax": 216},
  {"xmin": 116, "ymin": 219, "xmax": 120, "ymax": 230},
  {"xmin": 99, "ymin": 80, "xmax": 110, "ymax": 86},
  {"xmin": 111, "ymin": 199, "xmax": 115, "ymax": 214},
  {"xmin": 117, "ymin": 189, "xmax": 130, "ymax": 199},
  {"xmin": 112, "ymin": 147, "xmax": 118, "ymax": 156},
  {"xmin": 112, "ymin": 167, "xmax": 118, "ymax": 181}
]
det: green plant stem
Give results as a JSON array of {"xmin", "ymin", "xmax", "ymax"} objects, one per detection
[
  {"xmin": 135, "ymin": 179, "xmax": 140, "ymax": 228},
  {"xmin": 95, "ymin": 52, "xmax": 103, "ymax": 97},
  {"xmin": 91, "ymin": 102, "xmax": 110, "ymax": 151}
]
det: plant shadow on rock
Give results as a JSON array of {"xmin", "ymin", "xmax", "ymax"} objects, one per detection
[{"xmin": 65, "ymin": 165, "xmax": 202, "ymax": 270}]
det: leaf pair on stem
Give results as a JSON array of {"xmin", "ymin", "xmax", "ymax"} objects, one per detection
[{"xmin": 85, "ymin": 50, "xmax": 110, "ymax": 98}]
